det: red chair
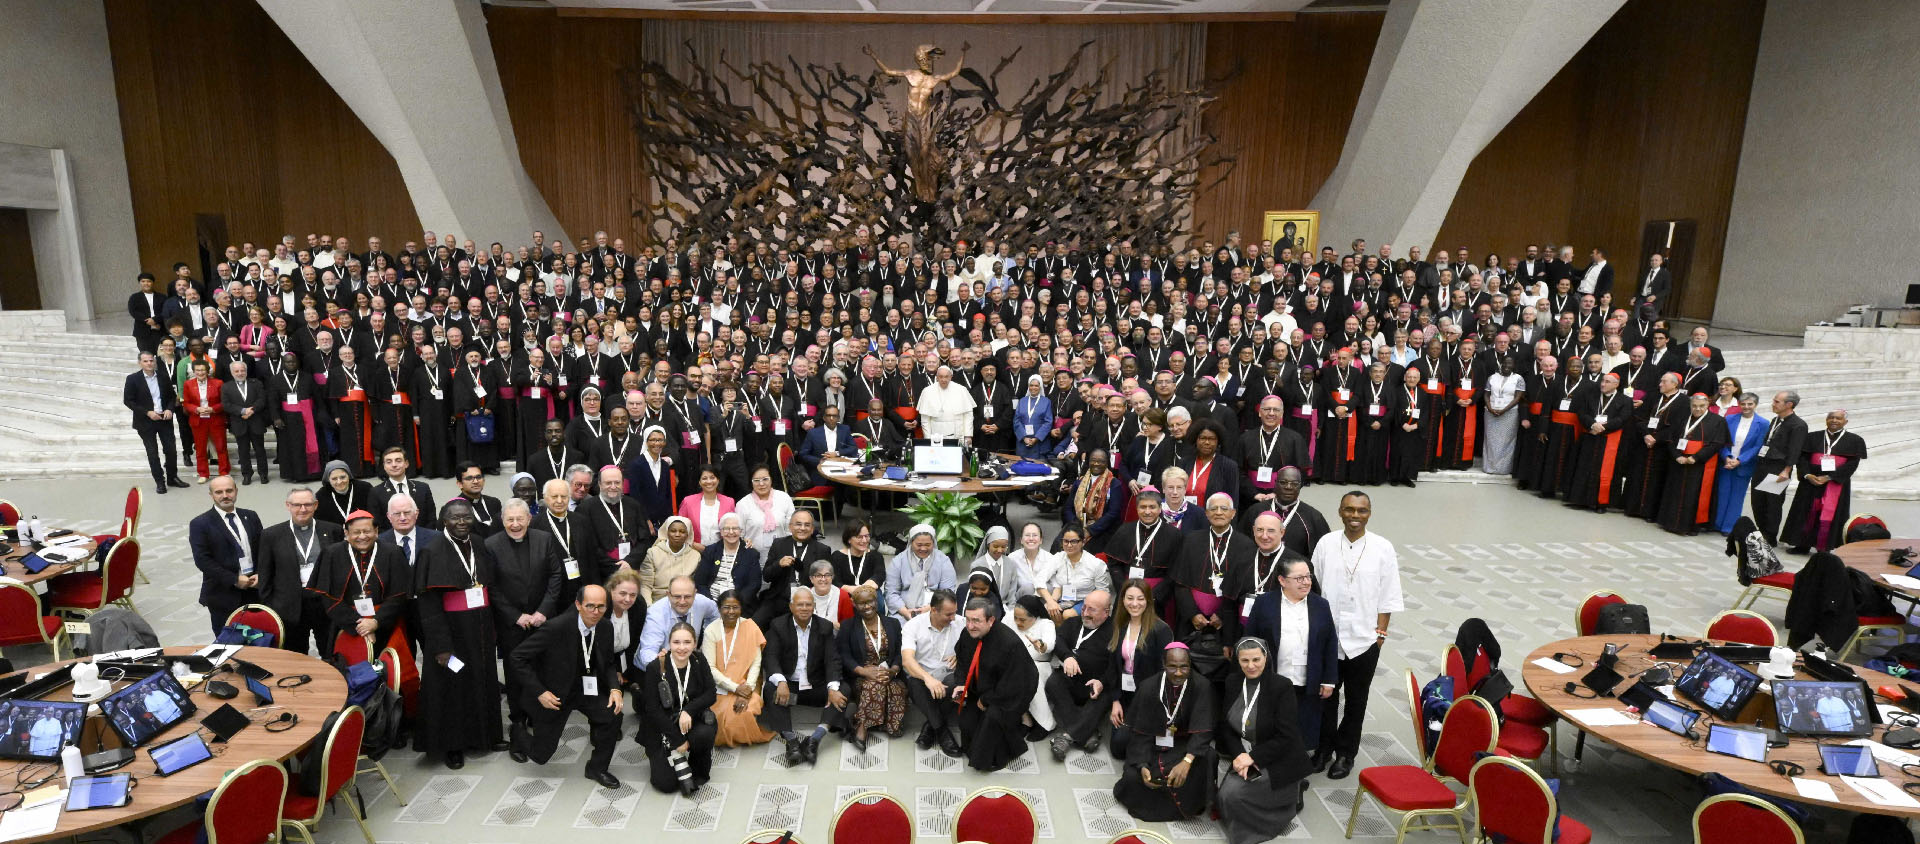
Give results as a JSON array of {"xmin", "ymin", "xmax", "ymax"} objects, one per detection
[
  {"xmin": 0, "ymin": 581, "xmax": 68, "ymax": 662},
  {"xmin": 1692, "ymin": 792, "xmax": 1803, "ymax": 844},
  {"xmin": 224, "ymin": 604, "xmax": 287, "ymax": 645},
  {"xmin": 833, "ymin": 790, "xmax": 912, "ymax": 844},
  {"xmin": 1443, "ymin": 646, "xmax": 1557, "ymax": 771},
  {"xmin": 282, "ymin": 706, "xmax": 376, "ymax": 844},
  {"xmin": 1574, "ymin": 590, "xmax": 1628, "ymax": 636},
  {"xmin": 155, "ymin": 758, "xmax": 289, "ymax": 844},
  {"xmin": 362, "ymin": 648, "xmax": 409, "ymax": 803},
  {"xmin": 1105, "ymin": 833, "xmax": 1173, "ymax": 844},
  {"xmin": 92, "ymin": 487, "xmax": 148, "ymax": 585},
  {"xmin": 780, "ymin": 442, "xmax": 838, "ymax": 524},
  {"xmin": 1705, "ymin": 610, "xmax": 1778, "ymax": 647},
  {"xmin": 47, "ymin": 537, "xmax": 140, "ymax": 618},
  {"xmin": 952, "ymin": 787, "xmax": 1037, "ymax": 844},
  {"xmin": 1841, "ymin": 613, "xmax": 1909, "ymax": 662},
  {"xmin": 1468, "ymin": 755, "xmax": 1593, "ymax": 844},
  {"xmin": 0, "ymin": 499, "xmax": 17, "ymax": 525},
  {"xmin": 1345, "ymin": 682, "xmax": 1496, "ymax": 844}
]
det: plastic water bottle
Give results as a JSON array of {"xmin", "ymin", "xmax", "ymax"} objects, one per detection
[
  {"xmin": 61, "ymin": 742, "xmax": 83, "ymax": 784},
  {"xmin": 26, "ymin": 515, "xmax": 41, "ymax": 544}
]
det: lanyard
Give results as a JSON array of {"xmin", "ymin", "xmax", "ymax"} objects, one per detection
[
  {"xmin": 1596, "ymin": 394, "xmax": 1615, "ymax": 416},
  {"xmin": 290, "ymin": 524, "xmax": 316, "ymax": 563},
  {"xmin": 1251, "ymin": 550, "xmax": 1280, "ymax": 595},
  {"xmin": 1681, "ymin": 412, "xmax": 1707, "ymax": 440},
  {"xmin": 448, "ymin": 539, "xmax": 476, "ymax": 585},
  {"xmin": 721, "ymin": 621, "xmax": 741, "ymax": 666},
  {"xmin": 351, "ymin": 546, "xmax": 379, "ymax": 596},
  {"xmin": 1074, "ymin": 622, "xmax": 1100, "ymax": 650},
  {"xmin": 1241, "ymin": 679, "xmax": 1261, "ymax": 734},
  {"xmin": 1134, "ymin": 520, "xmax": 1163, "ymax": 567},
  {"xmin": 548, "ymin": 512, "xmax": 571, "ymax": 546},
  {"xmin": 1209, "ymin": 530, "xmax": 1230, "ymax": 576},
  {"xmin": 1259, "ymin": 428, "xmax": 1282, "ymax": 464},
  {"xmin": 331, "ymin": 488, "xmax": 354, "ymax": 515},
  {"xmin": 1160, "ymin": 675, "xmax": 1188, "ymax": 728},
  {"xmin": 672, "ymin": 658, "xmax": 691, "ymax": 709},
  {"xmin": 220, "ymin": 510, "xmax": 249, "ymax": 552},
  {"xmin": 606, "ymin": 432, "xmax": 630, "ymax": 460},
  {"xmin": 581, "ymin": 626, "xmax": 595, "ymax": 671},
  {"xmin": 864, "ymin": 619, "xmax": 886, "ymax": 658},
  {"xmin": 1825, "ymin": 430, "xmax": 1842, "ymax": 454},
  {"xmin": 1341, "ymin": 535, "xmax": 1367, "ymax": 582}
]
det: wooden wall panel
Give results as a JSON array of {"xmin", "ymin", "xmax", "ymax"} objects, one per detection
[
  {"xmin": 104, "ymin": 0, "xmax": 415, "ymax": 278},
  {"xmin": 1193, "ymin": 14, "xmax": 1382, "ymax": 243},
  {"xmin": 1436, "ymin": 0, "xmax": 1764, "ymax": 321},
  {"xmin": 485, "ymin": 6, "xmax": 650, "ymax": 251}
]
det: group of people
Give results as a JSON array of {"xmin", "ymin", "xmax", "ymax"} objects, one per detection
[{"xmin": 133, "ymin": 223, "xmax": 1866, "ymax": 839}]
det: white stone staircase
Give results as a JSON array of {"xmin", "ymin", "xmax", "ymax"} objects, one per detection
[
  {"xmin": 0, "ymin": 311, "xmax": 148, "ymax": 479},
  {"xmin": 1720, "ymin": 345, "xmax": 1920, "ymax": 500}
]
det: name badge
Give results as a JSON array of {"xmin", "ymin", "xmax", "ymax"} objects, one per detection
[
  {"xmin": 354, "ymin": 597, "xmax": 375, "ymax": 617},
  {"xmin": 1821, "ymin": 455, "xmax": 1837, "ymax": 472},
  {"xmin": 1409, "ymin": 408, "xmax": 1421, "ymax": 419},
  {"xmin": 1677, "ymin": 438, "xmax": 1691, "ymax": 451},
  {"xmin": 563, "ymin": 557, "xmax": 581, "ymax": 580},
  {"xmin": 1242, "ymin": 595, "xmax": 1256, "ymax": 617},
  {"xmin": 1121, "ymin": 674, "xmax": 1137, "ymax": 692},
  {"xmin": 447, "ymin": 655, "xmax": 465, "ymax": 673},
  {"xmin": 430, "ymin": 388, "xmax": 443, "ymax": 400},
  {"xmin": 1156, "ymin": 732, "xmax": 1176, "ymax": 748},
  {"xmin": 474, "ymin": 385, "xmax": 487, "ymax": 398},
  {"xmin": 1336, "ymin": 389, "xmax": 1351, "ymax": 402},
  {"xmin": 390, "ymin": 394, "xmax": 404, "ymax": 405},
  {"xmin": 1128, "ymin": 565, "xmax": 1145, "ymax": 580},
  {"xmin": 1646, "ymin": 417, "xmax": 1659, "ymax": 430},
  {"xmin": 774, "ymin": 420, "xmax": 789, "ymax": 436},
  {"xmin": 682, "ymin": 431, "xmax": 700, "ymax": 449},
  {"xmin": 558, "ymin": 375, "xmax": 569, "ymax": 387},
  {"xmin": 1325, "ymin": 409, "xmax": 1337, "ymax": 418},
  {"xmin": 1594, "ymin": 415, "xmax": 1608, "ymax": 426},
  {"xmin": 1368, "ymin": 404, "xmax": 1383, "ymax": 416},
  {"xmin": 1024, "ymin": 425, "xmax": 1035, "ymax": 437},
  {"xmin": 284, "ymin": 398, "xmax": 299, "ymax": 409},
  {"xmin": 1558, "ymin": 399, "xmax": 1572, "ymax": 411},
  {"xmin": 1256, "ymin": 466, "xmax": 1273, "ymax": 484},
  {"xmin": 1460, "ymin": 378, "xmax": 1473, "ymax": 391},
  {"xmin": 617, "ymin": 541, "xmax": 631, "ymax": 558},
  {"xmin": 464, "ymin": 586, "xmax": 487, "ymax": 607},
  {"xmin": 581, "ymin": 676, "xmax": 598, "ymax": 696},
  {"xmin": 753, "ymin": 417, "xmax": 764, "ymax": 432},
  {"xmin": 802, "ymin": 403, "xmax": 816, "ymax": 416},
  {"xmin": 1210, "ymin": 574, "xmax": 1224, "ymax": 596},
  {"xmin": 725, "ymin": 438, "xmax": 739, "ymax": 452},
  {"xmin": 1758, "ymin": 445, "xmax": 1770, "ymax": 458},
  {"xmin": 530, "ymin": 387, "xmax": 544, "ymax": 399},
  {"xmin": 1427, "ymin": 378, "xmax": 1440, "ymax": 391},
  {"xmin": 1137, "ymin": 471, "xmax": 1151, "ymax": 486}
]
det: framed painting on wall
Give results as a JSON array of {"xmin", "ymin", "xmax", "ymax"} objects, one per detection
[{"xmin": 1262, "ymin": 210, "xmax": 1320, "ymax": 256}]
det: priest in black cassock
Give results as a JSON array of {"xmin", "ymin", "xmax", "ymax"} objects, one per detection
[
  {"xmin": 413, "ymin": 499, "xmax": 504, "ymax": 768},
  {"xmin": 1783, "ymin": 410, "xmax": 1869, "ymax": 553},
  {"xmin": 1622, "ymin": 374, "xmax": 1685, "ymax": 520},
  {"xmin": 1351, "ymin": 363, "xmax": 1395, "ymax": 484},
  {"xmin": 1534, "ymin": 362, "xmax": 1586, "ymax": 499},
  {"xmin": 1512, "ymin": 355, "xmax": 1556, "ymax": 491},
  {"xmin": 1237, "ymin": 467, "xmax": 1330, "ymax": 560},
  {"xmin": 951, "ymin": 597, "xmax": 1038, "ymax": 772},
  {"xmin": 1112, "ymin": 644, "xmax": 1214, "ymax": 822},
  {"xmin": 1237, "ymin": 397, "xmax": 1309, "ymax": 505},
  {"xmin": 410, "ymin": 344, "xmax": 453, "ymax": 478},
  {"xmin": 1438, "ymin": 340, "xmax": 1489, "ymax": 470},
  {"xmin": 1388, "ymin": 368, "xmax": 1435, "ymax": 487},
  {"xmin": 1104, "ymin": 490, "xmax": 1183, "ymax": 598},
  {"xmin": 1312, "ymin": 350, "xmax": 1362, "ymax": 483},
  {"xmin": 1657, "ymin": 394, "xmax": 1731, "ymax": 536},
  {"xmin": 1172, "ymin": 494, "xmax": 1255, "ymax": 649},
  {"xmin": 1565, "ymin": 374, "xmax": 1630, "ymax": 512}
]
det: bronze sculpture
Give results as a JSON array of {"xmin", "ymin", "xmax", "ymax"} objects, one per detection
[{"xmin": 864, "ymin": 43, "xmax": 969, "ymax": 202}]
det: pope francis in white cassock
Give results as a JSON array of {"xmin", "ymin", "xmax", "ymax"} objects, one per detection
[{"xmin": 916, "ymin": 365, "xmax": 977, "ymax": 440}]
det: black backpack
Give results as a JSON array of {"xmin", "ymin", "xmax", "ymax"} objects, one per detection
[{"xmin": 1594, "ymin": 603, "xmax": 1651, "ymax": 635}]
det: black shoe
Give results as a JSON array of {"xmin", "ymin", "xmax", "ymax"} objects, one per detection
[
  {"xmin": 510, "ymin": 748, "xmax": 528, "ymax": 763},
  {"xmin": 156, "ymin": 483, "xmax": 169, "ymax": 495},
  {"xmin": 803, "ymin": 736, "xmax": 821, "ymax": 765},
  {"xmin": 1081, "ymin": 733, "xmax": 1102, "ymax": 755},
  {"xmin": 509, "ymin": 724, "xmax": 530, "ymax": 762},
  {"xmin": 1327, "ymin": 755, "xmax": 1355, "ymax": 780},
  {"xmin": 1787, "ymin": 546, "xmax": 1811, "ymax": 555},
  {"xmin": 589, "ymin": 771, "xmax": 621, "ymax": 790},
  {"xmin": 1050, "ymin": 734, "xmax": 1071, "ymax": 762},
  {"xmin": 916, "ymin": 726, "xmax": 937, "ymax": 750},
  {"xmin": 241, "ymin": 476, "xmax": 253, "ymax": 486},
  {"xmin": 1310, "ymin": 750, "xmax": 1330, "ymax": 773},
  {"xmin": 1025, "ymin": 723, "xmax": 1049, "ymax": 742},
  {"xmin": 849, "ymin": 732, "xmax": 869, "ymax": 753},
  {"xmin": 784, "ymin": 738, "xmax": 803, "ymax": 766},
  {"xmin": 680, "ymin": 778, "xmax": 697, "ymax": 797},
  {"xmin": 940, "ymin": 735, "xmax": 965, "ymax": 758},
  {"xmin": 445, "ymin": 751, "xmax": 464, "ymax": 770},
  {"xmin": 490, "ymin": 740, "xmax": 512, "ymax": 753},
  {"xmin": 1297, "ymin": 782, "xmax": 1309, "ymax": 813},
  {"xmin": 168, "ymin": 477, "xmax": 190, "ymax": 489}
]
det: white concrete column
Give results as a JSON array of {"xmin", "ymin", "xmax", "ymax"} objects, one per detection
[
  {"xmin": 1310, "ymin": 0, "xmax": 1622, "ymax": 253},
  {"xmin": 256, "ymin": 0, "xmax": 567, "ymax": 247}
]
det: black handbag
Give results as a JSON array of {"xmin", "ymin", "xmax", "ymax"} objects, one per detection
[{"xmin": 464, "ymin": 414, "xmax": 495, "ymax": 444}]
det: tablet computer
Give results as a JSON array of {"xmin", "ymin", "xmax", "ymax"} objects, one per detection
[
  {"xmin": 66, "ymin": 774, "xmax": 133, "ymax": 811},
  {"xmin": 102, "ymin": 670, "xmax": 196, "ymax": 746},
  {"xmin": 1773, "ymin": 680, "xmax": 1873, "ymax": 737},
  {"xmin": 1643, "ymin": 699, "xmax": 1699, "ymax": 737},
  {"xmin": 148, "ymin": 732, "xmax": 214, "ymax": 777},
  {"xmin": 1704, "ymin": 724, "xmax": 1769, "ymax": 763},
  {"xmin": 246, "ymin": 675, "xmax": 273, "ymax": 706},
  {"xmin": 0, "ymin": 700, "xmax": 86, "ymax": 760},
  {"xmin": 200, "ymin": 703, "xmax": 249, "ymax": 743},
  {"xmin": 17, "ymin": 552, "xmax": 55, "ymax": 574},
  {"xmin": 1819, "ymin": 744, "xmax": 1879, "ymax": 777},
  {"xmin": 1676, "ymin": 652, "xmax": 1762, "ymax": 721}
]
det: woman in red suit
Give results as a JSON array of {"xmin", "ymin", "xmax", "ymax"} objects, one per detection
[{"xmin": 182, "ymin": 358, "xmax": 230, "ymax": 482}]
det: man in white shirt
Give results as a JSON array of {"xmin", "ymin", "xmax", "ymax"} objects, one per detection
[
  {"xmin": 901, "ymin": 590, "xmax": 966, "ymax": 757},
  {"xmin": 915, "ymin": 365, "xmax": 977, "ymax": 440},
  {"xmin": 1309, "ymin": 491, "xmax": 1404, "ymax": 779}
]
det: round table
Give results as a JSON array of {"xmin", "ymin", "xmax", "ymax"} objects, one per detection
[
  {"xmin": 1520, "ymin": 633, "xmax": 1920, "ymax": 818},
  {"xmin": 1833, "ymin": 538, "xmax": 1920, "ymax": 601},
  {"xmin": 0, "ymin": 529, "xmax": 95, "ymax": 586},
  {"xmin": 2, "ymin": 646, "xmax": 347, "ymax": 842},
  {"xmin": 817, "ymin": 453, "xmax": 1056, "ymax": 495}
]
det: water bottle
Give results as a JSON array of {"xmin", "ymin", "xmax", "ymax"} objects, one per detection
[
  {"xmin": 61, "ymin": 742, "xmax": 83, "ymax": 784},
  {"xmin": 27, "ymin": 515, "xmax": 42, "ymax": 544}
]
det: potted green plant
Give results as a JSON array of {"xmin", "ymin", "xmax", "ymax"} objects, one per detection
[{"xmin": 897, "ymin": 491, "xmax": 983, "ymax": 563}]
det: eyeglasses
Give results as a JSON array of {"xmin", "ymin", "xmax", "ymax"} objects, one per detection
[
  {"xmin": 579, "ymin": 603, "xmax": 607, "ymax": 611},
  {"xmin": 460, "ymin": 474, "xmax": 484, "ymax": 481},
  {"xmin": 1061, "ymin": 537, "xmax": 1084, "ymax": 544},
  {"xmin": 1282, "ymin": 574, "xmax": 1314, "ymax": 583}
]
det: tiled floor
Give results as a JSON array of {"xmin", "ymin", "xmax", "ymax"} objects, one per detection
[{"xmin": 6, "ymin": 472, "xmax": 1918, "ymax": 844}]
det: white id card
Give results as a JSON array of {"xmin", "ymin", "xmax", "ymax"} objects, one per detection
[
  {"xmin": 564, "ymin": 557, "xmax": 581, "ymax": 580},
  {"xmin": 686, "ymin": 429, "xmax": 702, "ymax": 445},
  {"xmin": 1128, "ymin": 566, "xmax": 1145, "ymax": 580},
  {"xmin": 1242, "ymin": 596, "xmax": 1256, "ymax": 617},
  {"xmin": 1594, "ymin": 415, "xmax": 1608, "ymax": 425},
  {"xmin": 581, "ymin": 676, "xmax": 598, "ymax": 696},
  {"xmin": 1558, "ymin": 399, "xmax": 1572, "ymax": 411},
  {"xmin": 284, "ymin": 398, "xmax": 299, "ymax": 409},
  {"xmin": 1121, "ymin": 674, "xmax": 1137, "ymax": 692},
  {"xmin": 1646, "ymin": 417, "xmax": 1659, "ymax": 429},
  {"xmin": 1024, "ymin": 425, "xmax": 1035, "ymax": 437},
  {"xmin": 390, "ymin": 394, "xmax": 404, "ymax": 405},
  {"xmin": 1210, "ymin": 574, "xmax": 1224, "ymax": 596},
  {"xmin": 464, "ymin": 586, "xmax": 487, "ymax": 607},
  {"xmin": 430, "ymin": 388, "xmax": 443, "ymax": 400},
  {"xmin": 617, "ymin": 541, "xmax": 631, "ymax": 558},
  {"xmin": 1256, "ymin": 466, "xmax": 1273, "ymax": 484},
  {"xmin": 753, "ymin": 418, "xmax": 764, "ymax": 432},
  {"xmin": 1369, "ymin": 404, "xmax": 1383, "ymax": 416},
  {"xmin": 1757, "ymin": 446, "xmax": 1770, "ymax": 458},
  {"xmin": 1336, "ymin": 389, "xmax": 1351, "ymax": 402},
  {"xmin": 1410, "ymin": 408, "xmax": 1421, "ymax": 419},
  {"xmin": 1156, "ymin": 732, "xmax": 1176, "ymax": 748},
  {"xmin": 530, "ymin": 387, "xmax": 544, "ymax": 399},
  {"xmin": 725, "ymin": 438, "xmax": 738, "ymax": 452},
  {"xmin": 1137, "ymin": 471, "xmax": 1151, "ymax": 486},
  {"xmin": 354, "ymin": 597, "xmax": 375, "ymax": 617},
  {"xmin": 1821, "ymin": 455, "xmax": 1837, "ymax": 472},
  {"xmin": 774, "ymin": 420, "xmax": 789, "ymax": 435},
  {"xmin": 1677, "ymin": 438, "xmax": 1691, "ymax": 451},
  {"xmin": 1427, "ymin": 378, "xmax": 1440, "ymax": 391},
  {"xmin": 1460, "ymin": 378, "xmax": 1473, "ymax": 391},
  {"xmin": 447, "ymin": 655, "xmax": 465, "ymax": 673},
  {"xmin": 558, "ymin": 375, "xmax": 569, "ymax": 387},
  {"xmin": 474, "ymin": 385, "xmax": 487, "ymax": 398}
]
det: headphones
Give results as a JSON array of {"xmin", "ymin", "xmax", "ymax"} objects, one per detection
[
  {"xmin": 1550, "ymin": 652, "xmax": 1585, "ymax": 668},
  {"xmin": 1768, "ymin": 760, "xmax": 1804, "ymax": 778},
  {"xmin": 1561, "ymin": 682, "xmax": 1599, "ymax": 699},
  {"xmin": 262, "ymin": 712, "xmax": 300, "ymax": 733},
  {"xmin": 275, "ymin": 674, "xmax": 314, "ymax": 689}
]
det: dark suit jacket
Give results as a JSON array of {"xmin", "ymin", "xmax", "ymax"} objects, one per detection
[
  {"xmin": 190, "ymin": 507, "xmax": 265, "ymax": 608},
  {"xmin": 1245, "ymin": 591, "xmax": 1339, "ymax": 693},
  {"xmin": 380, "ymin": 527, "xmax": 441, "ymax": 590},
  {"xmin": 509, "ymin": 608, "xmax": 618, "ymax": 714},
  {"xmin": 763, "ymin": 614, "xmax": 842, "ymax": 691},
  {"xmin": 128, "ymin": 291, "xmax": 164, "ymax": 338},
  {"xmin": 1050, "ymin": 616, "xmax": 1114, "ymax": 697},
  {"xmin": 369, "ymin": 477, "xmax": 438, "ymax": 530},
  {"xmin": 798, "ymin": 424, "xmax": 856, "ymax": 483},
  {"xmin": 123, "ymin": 370, "xmax": 178, "ymax": 431},
  {"xmin": 481, "ymin": 529, "xmax": 567, "ymax": 623},
  {"xmin": 1634, "ymin": 267, "xmax": 1672, "ymax": 305},
  {"xmin": 256, "ymin": 519, "xmax": 342, "ymax": 624},
  {"xmin": 221, "ymin": 378, "xmax": 269, "ymax": 436}
]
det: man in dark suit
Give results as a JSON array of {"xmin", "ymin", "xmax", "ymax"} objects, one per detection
[
  {"xmin": 128, "ymin": 273, "xmax": 166, "ymax": 354},
  {"xmin": 1634, "ymin": 252, "xmax": 1672, "ymax": 315},
  {"xmin": 1749, "ymin": 390, "xmax": 1808, "ymax": 546},
  {"xmin": 507, "ymin": 583, "xmax": 624, "ymax": 789},
  {"xmin": 369, "ymin": 447, "xmax": 438, "ymax": 530},
  {"xmin": 188, "ymin": 475, "xmax": 264, "ymax": 633},
  {"xmin": 256, "ymin": 487, "xmax": 343, "ymax": 658},
  {"xmin": 855, "ymin": 397, "xmax": 906, "ymax": 453},
  {"xmin": 1245, "ymin": 556, "xmax": 1340, "ymax": 763},
  {"xmin": 221, "ymin": 359, "xmax": 270, "ymax": 485},
  {"xmin": 797, "ymin": 404, "xmax": 855, "ymax": 486},
  {"xmin": 485, "ymin": 498, "xmax": 566, "ymax": 733},
  {"xmin": 124, "ymin": 352, "xmax": 189, "ymax": 494},
  {"xmin": 759, "ymin": 587, "xmax": 848, "ymax": 766},
  {"xmin": 452, "ymin": 462, "xmax": 506, "ymax": 538},
  {"xmin": 1043, "ymin": 587, "xmax": 1113, "ymax": 760},
  {"xmin": 1578, "ymin": 248, "xmax": 1615, "ymax": 301}
]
